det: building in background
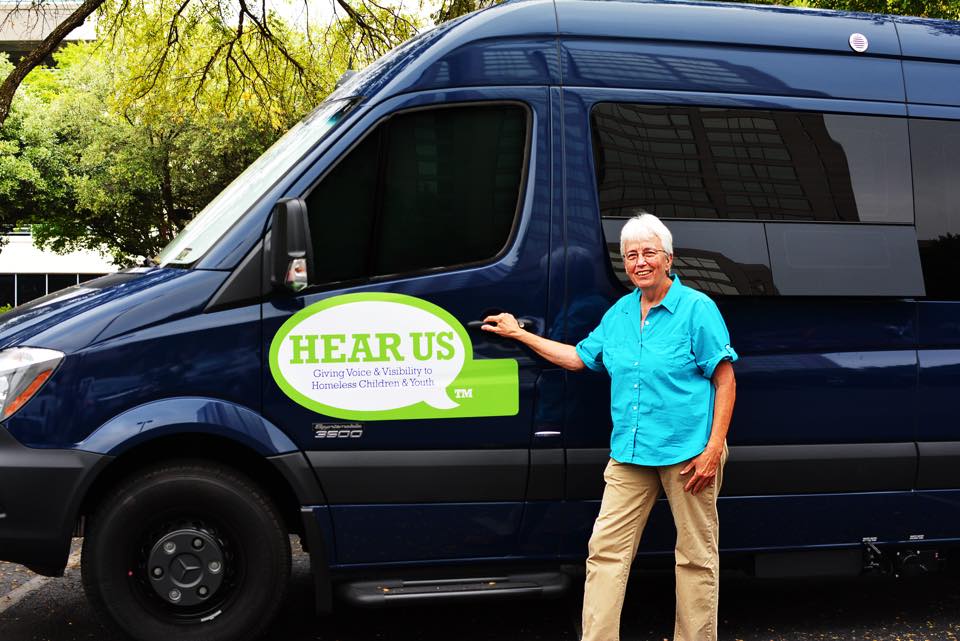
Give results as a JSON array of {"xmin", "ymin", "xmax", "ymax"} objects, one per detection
[
  {"xmin": 0, "ymin": 1, "xmax": 96, "ymax": 63},
  {"xmin": 1, "ymin": 4, "xmax": 107, "ymax": 307},
  {"xmin": 0, "ymin": 228, "xmax": 114, "ymax": 307}
]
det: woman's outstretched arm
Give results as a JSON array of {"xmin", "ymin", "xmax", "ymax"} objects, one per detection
[{"xmin": 481, "ymin": 313, "xmax": 586, "ymax": 371}]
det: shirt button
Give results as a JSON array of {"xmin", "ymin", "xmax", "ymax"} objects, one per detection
[
  {"xmin": 634, "ymin": 384, "xmax": 638, "ymax": 388},
  {"xmin": 633, "ymin": 406, "xmax": 637, "ymax": 410},
  {"xmin": 633, "ymin": 361, "xmax": 638, "ymax": 366}
]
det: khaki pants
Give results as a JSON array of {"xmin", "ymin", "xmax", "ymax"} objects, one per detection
[{"xmin": 581, "ymin": 447, "xmax": 727, "ymax": 641}]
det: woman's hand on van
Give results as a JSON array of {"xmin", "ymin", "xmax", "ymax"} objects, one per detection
[
  {"xmin": 481, "ymin": 313, "xmax": 526, "ymax": 339},
  {"xmin": 482, "ymin": 313, "xmax": 585, "ymax": 371}
]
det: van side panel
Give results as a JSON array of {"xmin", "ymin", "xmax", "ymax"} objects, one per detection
[
  {"xmin": 557, "ymin": 1, "xmax": 904, "ymax": 101},
  {"xmin": 559, "ymin": 78, "xmax": 924, "ymax": 555},
  {"xmin": 556, "ymin": 0, "xmax": 902, "ymax": 57},
  {"xmin": 6, "ymin": 285, "xmax": 264, "ymax": 450},
  {"xmin": 898, "ymin": 17, "xmax": 960, "ymax": 108},
  {"xmin": 403, "ymin": 39, "xmax": 561, "ymax": 93},
  {"xmin": 561, "ymin": 40, "xmax": 903, "ymax": 102},
  {"xmin": 903, "ymin": 62, "xmax": 960, "ymax": 107}
]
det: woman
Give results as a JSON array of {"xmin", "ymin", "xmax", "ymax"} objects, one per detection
[{"xmin": 481, "ymin": 213, "xmax": 737, "ymax": 641}]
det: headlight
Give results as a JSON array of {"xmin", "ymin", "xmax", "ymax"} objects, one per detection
[{"xmin": 0, "ymin": 348, "xmax": 64, "ymax": 420}]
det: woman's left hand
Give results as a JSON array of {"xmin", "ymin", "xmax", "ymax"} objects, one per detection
[{"xmin": 680, "ymin": 444, "xmax": 723, "ymax": 495}]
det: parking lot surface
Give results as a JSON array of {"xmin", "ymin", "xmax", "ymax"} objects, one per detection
[{"xmin": 2, "ymin": 541, "xmax": 960, "ymax": 641}]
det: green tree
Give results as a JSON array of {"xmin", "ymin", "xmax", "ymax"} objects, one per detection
[
  {"xmin": 0, "ymin": 1, "xmax": 417, "ymax": 264},
  {"xmin": 0, "ymin": 41, "xmax": 279, "ymax": 263},
  {"xmin": 0, "ymin": 52, "xmax": 77, "ymax": 256},
  {"xmin": 721, "ymin": 0, "xmax": 959, "ymax": 19},
  {"xmin": 0, "ymin": 0, "xmax": 430, "ymax": 127},
  {"xmin": 0, "ymin": 1, "xmax": 421, "ymax": 264}
]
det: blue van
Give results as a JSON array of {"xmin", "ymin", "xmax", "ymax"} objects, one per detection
[{"xmin": 1, "ymin": 0, "xmax": 959, "ymax": 639}]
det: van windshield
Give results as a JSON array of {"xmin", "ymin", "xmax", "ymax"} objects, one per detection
[{"xmin": 156, "ymin": 98, "xmax": 357, "ymax": 267}]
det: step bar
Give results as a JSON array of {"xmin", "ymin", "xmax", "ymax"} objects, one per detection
[{"xmin": 340, "ymin": 571, "xmax": 571, "ymax": 607}]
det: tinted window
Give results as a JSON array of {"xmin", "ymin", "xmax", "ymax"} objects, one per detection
[
  {"xmin": 0, "ymin": 274, "xmax": 12, "ymax": 307},
  {"xmin": 307, "ymin": 127, "xmax": 379, "ymax": 284},
  {"xmin": 765, "ymin": 224, "xmax": 924, "ymax": 297},
  {"xmin": 305, "ymin": 104, "xmax": 527, "ymax": 286},
  {"xmin": 48, "ymin": 274, "xmax": 78, "ymax": 293},
  {"xmin": 602, "ymin": 219, "xmax": 774, "ymax": 296},
  {"xmin": 912, "ymin": 118, "xmax": 960, "ymax": 300},
  {"xmin": 592, "ymin": 103, "xmax": 912, "ymax": 223},
  {"xmin": 17, "ymin": 274, "xmax": 46, "ymax": 304},
  {"xmin": 660, "ymin": 221, "xmax": 775, "ymax": 296}
]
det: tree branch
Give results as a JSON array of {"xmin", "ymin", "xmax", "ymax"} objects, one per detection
[
  {"xmin": 237, "ymin": 0, "xmax": 310, "ymax": 83},
  {"xmin": 0, "ymin": 0, "xmax": 104, "ymax": 124},
  {"xmin": 333, "ymin": 0, "xmax": 390, "ymax": 51},
  {"xmin": 126, "ymin": 0, "xmax": 194, "ymax": 104}
]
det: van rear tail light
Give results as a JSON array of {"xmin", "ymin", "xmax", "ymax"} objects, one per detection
[{"xmin": 0, "ymin": 348, "xmax": 64, "ymax": 421}]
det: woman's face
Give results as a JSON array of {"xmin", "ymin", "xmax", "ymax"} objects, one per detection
[{"xmin": 623, "ymin": 236, "xmax": 673, "ymax": 292}]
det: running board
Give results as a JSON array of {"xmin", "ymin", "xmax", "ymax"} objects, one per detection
[{"xmin": 340, "ymin": 572, "xmax": 571, "ymax": 607}]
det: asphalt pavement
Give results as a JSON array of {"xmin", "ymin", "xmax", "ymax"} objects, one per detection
[{"xmin": 2, "ymin": 540, "xmax": 960, "ymax": 641}]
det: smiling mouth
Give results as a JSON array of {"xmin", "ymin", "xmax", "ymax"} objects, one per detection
[{"xmin": 635, "ymin": 269, "xmax": 653, "ymax": 277}]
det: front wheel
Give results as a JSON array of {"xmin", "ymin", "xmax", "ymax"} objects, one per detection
[{"xmin": 82, "ymin": 461, "xmax": 291, "ymax": 641}]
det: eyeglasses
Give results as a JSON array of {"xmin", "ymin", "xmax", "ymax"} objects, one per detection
[{"xmin": 623, "ymin": 249, "xmax": 669, "ymax": 263}]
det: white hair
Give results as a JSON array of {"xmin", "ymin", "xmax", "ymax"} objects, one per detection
[{"xmin": 619, "ymin": 212, "xmax": 674, "ymax": 256}]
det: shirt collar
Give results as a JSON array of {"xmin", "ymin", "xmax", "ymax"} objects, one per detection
[
  {"xmin": 660, "ymin": 274, "xmax": 682, "ymax": 314},
  {"xmin": 629, "ymin": 274, "xmax": 682, "ymax": 314}
]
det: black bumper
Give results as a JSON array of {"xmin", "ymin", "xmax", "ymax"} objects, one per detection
[{"xmin": 0, "ymin": 427, "xmax": 107, "ymax": 576}]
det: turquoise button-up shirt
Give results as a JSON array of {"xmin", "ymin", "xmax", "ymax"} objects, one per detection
[{"xmin": 575, "ymin": 275, "xmax": 738, "ymax": 467}]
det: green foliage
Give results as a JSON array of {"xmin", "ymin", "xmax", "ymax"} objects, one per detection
[
  {"xmin": 724, "ymin": 0, "xmax": 959, "ymax": 19},
  {"xmin": 0, "ymin": 4, "xmax": 418, "ymax": 265},
  {"xmin": 0, "ymin": 304, "xmax": 10, "ymax": 315},
  {"xmin": 431, "ymin": 0, "xmax": 500, "ymax": 26},
  {"xmin": 1, "ymin": 39, "xmax": 279, "ymax": 264},
  {"xmin": 102, "ymin": 1, "xmax": 323, "ymax": 131}
]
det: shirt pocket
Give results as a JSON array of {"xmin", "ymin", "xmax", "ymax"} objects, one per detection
[
  {"xmin": 647, "ymin": 332, "xmax": 693, "ymax": 370},
  {"xmin": 601, "ymin": 345, "xmax": 630, "ymax": 376}
]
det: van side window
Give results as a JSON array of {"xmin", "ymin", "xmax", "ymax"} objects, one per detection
[
  {"xmin": 305, "ymin": 104, "xmax": 527, "ymax": 286},
  {"xmin": 592, "ymin": 103, "xmax": 925, "ymax": 298},
  {"xmin": 912, "ymin": 118, "xmax": 960, "ymax": 301},
  {"xmin": 591, "ymin": 103, "xmax": 912, "ymax": 224}
]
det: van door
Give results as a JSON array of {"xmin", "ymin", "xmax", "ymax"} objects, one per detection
[
  {"xmin": 262, "ymin": 90, "xmax": 552, "ymax": 565},
  {"xmin": 560, "ymin": 88, "xmax": 921, "ymax": 554},
  {"xmin": 912, "ymin": 114, "xmax": 960, "ymax": 528},
  {"xmin": 899, "ymin": 22, "xmax": 960, "ymax": 544}
]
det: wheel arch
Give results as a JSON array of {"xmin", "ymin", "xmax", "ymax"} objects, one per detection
[
  {"xmin": 77, "ymin": 433, "xmax": 316, "ymax": 539},
  {"xmin": 76, "ymin": 397, "xmax": 300, "ymax": 458},
  {"xmin": 75, "ymin": 398, "xmax": 334, "ymax": 613}
]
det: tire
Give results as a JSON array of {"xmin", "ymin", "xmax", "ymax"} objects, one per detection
[{"xmin": 82, "ymin": 460, "xmax": 291, "ymax": 641}]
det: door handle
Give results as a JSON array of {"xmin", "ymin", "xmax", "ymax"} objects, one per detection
[
  {"xmin": 467, "ymin": 317, "xmax": 540, "ymax": 335},
  {"xmin": 534, "ymin": 431, "xmax": 562, "ymax": 438}
]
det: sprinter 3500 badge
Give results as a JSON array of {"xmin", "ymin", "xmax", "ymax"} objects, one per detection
[{"xmin": 269, "ymin": 293, "xmax": 519, "ymax": 421}]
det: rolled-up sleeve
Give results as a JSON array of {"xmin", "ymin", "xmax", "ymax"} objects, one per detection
[
  {"xmin": 575, "ymin": 312, "xmax": 610, "ymax": 373},
  {"xmin": 575, "ymin": 326, "xmax": 606, "ymax": 372},
  {"xmin": 691, "ymin": 298, "xmax": 738, "ymax": 379}
]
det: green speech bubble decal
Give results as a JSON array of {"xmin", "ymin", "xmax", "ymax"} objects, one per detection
[{"xmin": 269, "ymin": 293, "xmax": 518, "ymax": 420}]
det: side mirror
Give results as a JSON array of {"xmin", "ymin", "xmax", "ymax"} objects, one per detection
[{"xmin": 270, "ymin": 198, "xmax": 314, "ymax": 292}]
